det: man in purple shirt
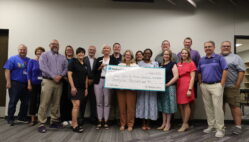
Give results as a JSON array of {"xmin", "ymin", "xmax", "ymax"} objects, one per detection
[
  {"xmin": 178, "ymin": 37, "xmax": 201, "ymax": 67},
  {"xmin": 37, "ymin": 39, "xmax": 68, "ymax": 133},
  {"xmin": 177, "ymin": 37, "xmax": 201, "ymax": 125},
  {"xmin": 198, "ymin": 41, "xmax": 228, "ymax": 138}
]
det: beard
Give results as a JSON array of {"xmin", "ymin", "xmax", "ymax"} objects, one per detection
[
  {"xmin": 222, "ymin": 51, "xmax": 230, "ymax": 56},
  {"xmin": 51, "ymin": 46, "xmax": 59, "ymax": 53}
]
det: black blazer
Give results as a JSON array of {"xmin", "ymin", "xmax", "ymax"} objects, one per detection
[
  {"xmin": 83, "ymin": 56, "xmax": 97, "ymax": 80},
  {"xmin": 93, "ymin": 56, "xmax": 118, "ymax": 84}
]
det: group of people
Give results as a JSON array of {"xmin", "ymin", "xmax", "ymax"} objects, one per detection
[{"xmin": 3, "ymin": 37, "xmax": 245, "ymax": 138}]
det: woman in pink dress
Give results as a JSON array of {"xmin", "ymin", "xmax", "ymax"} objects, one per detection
[{"xmin": 177, "ymin": 48, "xmax": 196, "ymax": 132}]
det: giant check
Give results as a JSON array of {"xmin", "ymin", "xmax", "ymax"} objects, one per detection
[{"xmin": 105, "ymin": 65, "xmax": 165, "ymax": 91}]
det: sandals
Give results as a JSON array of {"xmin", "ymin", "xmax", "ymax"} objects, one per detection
[
  {"xmin": 96, "ymin": 121, "xmax": 109, "ymax": 130},
  {"xmin": 146, "ymin": 126, "xmax": 151, "ymax": 130},
  {"xmin": 103, "ymin": 123, "xmax": 109, "ymax": 129},
  {"xmin": 72, "ymin": 125, "xmax": 84, "ymax": 133},
  {"xmin": 96, "ymin": 123, "xmax": 102, "ymax": 130},
  {"xmin": 29, "ymin": 121, "xmax": 37, "ymax": 126},
  {"xmin": 128, "ymin": 127, "xmax": 133, "ymax": 132},
  {"xmin": 120, "ymin": 126, "xmax": 125, "ymax": 131},
  {"xmin": 142, "ymin": 126, "xmax": 147, "ymax": 130}
]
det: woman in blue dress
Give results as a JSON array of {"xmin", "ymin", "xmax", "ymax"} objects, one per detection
[
  {"xmin": 136, "ymin": 48, "xmax": 159, "ymax": 130},
  {"xmin": 157, "ymin": 49, "xmax": 178, "ymax": 131}
]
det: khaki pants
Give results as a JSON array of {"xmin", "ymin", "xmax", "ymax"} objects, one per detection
[
  {"xmin": 117, "ymin": 90, "xmax": 136, "ymax": 127},
  {"xmin": 200, "ymin": 83, "xmax": 224, "ymax": 130},
  {"xmin": 38, "ymin": 79, "xmax": 63, "ymax": 124}
]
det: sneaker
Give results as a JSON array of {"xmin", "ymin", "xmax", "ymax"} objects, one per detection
[
  {"xmin": 50, "ymin": 122, "xmax": 62, "ymax": 128},
  {"xmin": 215, "ymin": 130, "xmax": 225, "ymax": 138},
  {"xmin": 38, "ymin": 125, "xmax": 47, "ymax": 133},
  {"xmin": 62, "ymin": 121, "xmax": 69, "ymax": 127},
  {"xmin": 203, "ymin": 127, "xmax": 215, "ymax": 134},
  {"xmin": 232, "ymin": 126, "xmax": 242, "ymax": 135},
  {"xmin": 68, "ymin": 121, "xmax": 72, "ymax": 125}
]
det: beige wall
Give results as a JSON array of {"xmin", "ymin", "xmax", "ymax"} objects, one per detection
[{"xmin": 1, "ymin": 0, "xmax": 249, "ymax": 119}]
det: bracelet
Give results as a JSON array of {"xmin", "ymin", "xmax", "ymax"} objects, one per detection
[{"xmin": 188, "ymin": 89, "xmax": 192, "ymax": 91}]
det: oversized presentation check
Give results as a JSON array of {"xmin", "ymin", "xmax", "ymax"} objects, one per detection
[{"xmin": 105, "ymin": 65, "xmax": 165, "ymax": 91}]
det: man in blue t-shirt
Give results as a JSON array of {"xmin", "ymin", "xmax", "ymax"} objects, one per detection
[{"xmin": 3, "ymin": 44, "xmax": 30, "ymax": 126}]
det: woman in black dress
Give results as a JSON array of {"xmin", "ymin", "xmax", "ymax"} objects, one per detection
[{"xmin": 68, "ymin": 47, "xmax": 88, "ymax": 133}]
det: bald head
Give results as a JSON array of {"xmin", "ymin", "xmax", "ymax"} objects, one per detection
[
  {"xmin": 18, "ymin": 44, "xmax": 27, "ymax": 58},
  {"xmin": 49, "ymin": 39, "xmax": 59, "ymax": 53}
]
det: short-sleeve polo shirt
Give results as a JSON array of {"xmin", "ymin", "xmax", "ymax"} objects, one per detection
[{"xmin": 198, "ymin": 53, "xmax": 228, "ymax": 83}]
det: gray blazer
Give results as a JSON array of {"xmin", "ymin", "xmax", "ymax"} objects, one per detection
[{"xmin": 83, "ymin": 56, "xmax": 97, "ymax": 80}]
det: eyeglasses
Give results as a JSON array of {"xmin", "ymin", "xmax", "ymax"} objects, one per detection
[{"xmin": 222, "ymin": 46, "xmax": 231, "ymax": 48}]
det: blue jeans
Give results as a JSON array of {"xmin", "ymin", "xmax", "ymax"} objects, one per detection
[{"xmin": 8, "ymin": 80, "xmax": 29, "ymax": 121}]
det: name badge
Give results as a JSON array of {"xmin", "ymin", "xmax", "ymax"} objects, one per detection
[
  {"xmin": 38, "ymin": 76, "xmax": 43, "ymax": 80},
  {"xmin": 23, "ymin": 71, "xmax": 27, "ymax": 75}
]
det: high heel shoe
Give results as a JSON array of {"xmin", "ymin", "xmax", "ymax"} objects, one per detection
[
  {"xmin": 163, "ymin": 125, "xmax": 171, "ymax": 132},
  {"xmin": 157, "ymin": 126, "xmax": 165, "ymax": 130},
  {"xmin": 177, "ymin": 124, "xmax": 189, "ymax": 132}
]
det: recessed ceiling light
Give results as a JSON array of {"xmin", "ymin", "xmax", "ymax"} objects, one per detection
[
  {"xmin": 187, "ymin": 0, "xmax": 197, "ymax": 8},
  {"xmin": 168, "ymin": 0, "xmax": 176, "ymax": 5}
]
